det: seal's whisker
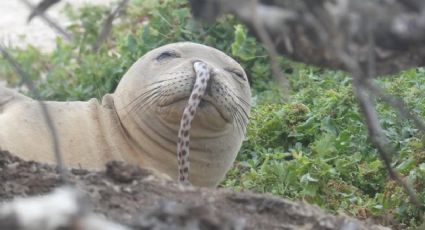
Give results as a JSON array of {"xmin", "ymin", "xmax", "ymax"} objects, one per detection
[
  {"xmin": 147, "ymin": 77, "xmax": 195, "ymax": 107},
  {"xmin": 224, "ymin": 85, "xmax": 251, "ymax": 107},
  {"xmin": 153, "ymin": 92, "xmax": 171, "ymax": 107},
  {"xmin": 152, "ymin": 87, "xmax": 182, "ymax": 106},
  {"xmin": 145, "ymin": 77, "xmax": 180, "ymax": 87},
  {"xmin": 233, "ymin": 111, "xmax": 244, "ymax": 135},
  {"xmin": 126, "ymin": 87, "xmax": 162, "ymax": 116},
  {"xmin": 233, "ymin": 98, "xmax": 249, "ymax": 133},
  {"xmin": 225, "ymin": 90, "xmax": 249, "ymax": 121},
  {"xmin": 228, "ymin": 102, "xmax": 245, "ymax": 135},
  {"xmin": 121, "ymin": 86, "xmax": 160, "ymax": 110},
  {"xmin": 226, "ymin": 85, "xmax": 250, "ymax": 107},
  {"xmin": 121, "ymin": 89, "xmax": 160, "ymax": 120},
  {"xmin": 230, "ymin": 112, "xmax": 240, "ymax": 133},
  {"xmin": 128, "ymin": 77, "xmax": 184, "ymax": 100},
  {"xmin": 234, "ymin": 102, "xmax": 249, "ymax": 122},
  {"xmin": 235, "ymin": 107, "xmax": 247, "ymax": 135},
  {"xmin": 122, "ymin": 92, "xmax": 159, "ymax": 120},
  {"xmin": 135, "ymin": 91, "xmax": 162, "ymax": 110},
  {"xmin": 128, "ymin": 93, "xmax": 157, "ymax": 114},
  {"xmin": 125, "ymin": 78, "xmax": 186, "ymax": 113},
  {"xmin": 235, "ymin": 94, "xmax": 251, "ymax": 107}
]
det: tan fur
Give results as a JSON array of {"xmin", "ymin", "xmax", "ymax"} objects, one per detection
[{"xmin": 0, "ymin": 42, "xmax": 251, "ymax": 187}]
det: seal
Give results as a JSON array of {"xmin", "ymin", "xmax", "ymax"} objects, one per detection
[{"xmin": 0, "ymin": 42, "xmax": 251, "ymax": 187}]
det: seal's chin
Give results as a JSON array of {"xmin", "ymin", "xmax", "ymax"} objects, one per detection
[{"xmin": 156, "ymin": 97, "xmax": 231, "ymax": 127}]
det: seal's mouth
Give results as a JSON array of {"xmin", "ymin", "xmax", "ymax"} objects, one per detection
[{"xmin": 157, "ymin": 95, "xmax": 231, "ymax": 123}]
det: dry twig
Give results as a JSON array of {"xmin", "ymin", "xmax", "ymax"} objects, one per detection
[
  {"xmin": 352, "ymin": 74, "xmax": 422, "ymax": 208},
  {"xmin": 27, "ymin": 0, "xmax": 61, "ymax": 22},
  {"xmin": 93, "ymin": 0, "xmax": 129, "ymax": 51},
  {"xmin": 19, "ymin": 0, "xmax": 73, "ymax": 41},
  {"xmin": 249, "ymin": 0, "xmax": 290, "ymax": 101},
  {"xmin": 366, "ymin": 82, "xmax": 425, "ymax": 133},
  {"xmin": 338, "ymin": 48, "xmax": 423, "ymax": 208}
]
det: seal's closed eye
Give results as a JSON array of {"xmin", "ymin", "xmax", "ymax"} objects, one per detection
[
  {"xmin": 224, "ymin": 67, "xmax": 246, "ymax": 81},
  {"xmin": 156, "ymin": 50, "xmax": 181, "ymax": 61}
]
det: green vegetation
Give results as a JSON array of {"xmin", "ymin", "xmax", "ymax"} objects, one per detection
[
  {"xmin": 1, "ymin": 0, "xmax": 424, "ymax": 228},
  {"xmin": 224, "ymin": 67, "xmax": 425, "ymax": 227}
]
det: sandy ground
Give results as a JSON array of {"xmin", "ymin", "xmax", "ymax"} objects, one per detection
[{"xmin": 0, "ymin": 0, "xmax": 115, "ymax": 52}]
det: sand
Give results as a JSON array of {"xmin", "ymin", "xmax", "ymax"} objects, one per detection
[{"xmin": 0, "ymin": 0, "xmax": 114, "ymax": 52}]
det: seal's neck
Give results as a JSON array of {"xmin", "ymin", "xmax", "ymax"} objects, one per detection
[
  {"xmin": 110, "ymin": 99, "xmax": 179, "ymax": 169},
  {"xmin": 97, "ymin": 94, "xmax": 148, "ymax": 165}
]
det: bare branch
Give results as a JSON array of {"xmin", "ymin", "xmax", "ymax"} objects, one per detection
[
  {"xmin": 366, "ymin": 81, "xmax": 425, "ymax": 133},
  {"xmin": 190, "ymin": 0, "xmax": 425, "ymax": 76},
  {"xmin": 27, "ymin": 0, "xmax": 61, "ymax": 22},
  {"xmin": 352, "ymin": 75, "xmax": 423, "ymax": 209},
  {"xmin": 93, "ymin": 0, "xmax": 129, "ymax": 51},
  {"xmin": 249, "ymin": 0, "xmax": 290, "ymax": 101},
  {"xmin": 338, "ymin": 47, "xmax": 423, "ymax": 208},
  {"xmin": 19, "ymin": 0, "xmax": 73, "ymax": 42}
]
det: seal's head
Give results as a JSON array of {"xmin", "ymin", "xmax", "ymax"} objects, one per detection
[{"xmin": 113, "ymin": 42, "xmax": 251, "ymax": 187}]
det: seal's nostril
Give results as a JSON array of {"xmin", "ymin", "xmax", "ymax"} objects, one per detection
[
  {"xmin": 206, "ymin": 80, "xmax": 213, "ymax": 95},
  {"xmin": 205, "ymin": 69, "xmax": 218, "ymax": 94},
  {"xmin": 209, "ymin": 68, "xmax": 218, "ymax": 77}
]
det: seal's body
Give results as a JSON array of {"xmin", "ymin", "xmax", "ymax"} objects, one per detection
[
  {"xmin": 0, "ymin": 89, "xmax": 136, "ymax": 169},
  {"xmin": 0, "ymin": 42, "xmax": 251, "ymax": 187}
]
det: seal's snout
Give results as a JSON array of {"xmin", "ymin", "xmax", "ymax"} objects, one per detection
[
  {"xmin": 190, "ymin": 60, "xmax": 222, "ymax": 96},
  {"xmin": 191, "ymin": 60, "xmax": 213, "ymax": 95}
]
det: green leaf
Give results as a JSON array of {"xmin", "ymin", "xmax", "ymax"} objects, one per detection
[
  {"xmin": 300, "ymin": 173, "xmax": 319, "ymax": 183},
  {"xmin": 231, "ymin": 25, "xmax": 257, "ymax": 61}
]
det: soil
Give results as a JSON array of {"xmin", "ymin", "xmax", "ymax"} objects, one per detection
[{"xmin": 0, "ymin": 150, "xmax": 389, "ymax": 230}]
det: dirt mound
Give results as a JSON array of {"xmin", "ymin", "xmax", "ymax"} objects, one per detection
[{"xmin": 0, "ymin": 150, "xmax": 388, "ymax": 229}]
